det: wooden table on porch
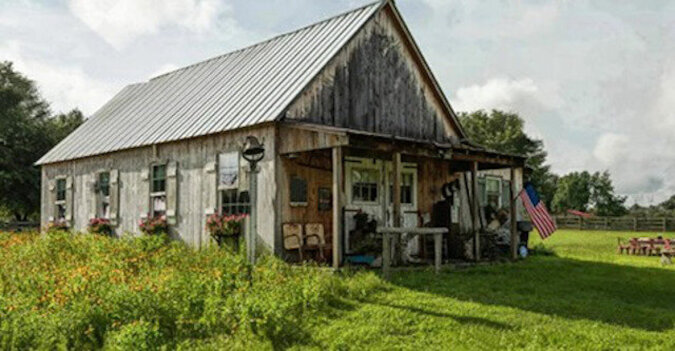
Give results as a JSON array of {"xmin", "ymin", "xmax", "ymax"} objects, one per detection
[{"xmin": 376, "ymin": 227, "xmax": 449, "ymax": 276}]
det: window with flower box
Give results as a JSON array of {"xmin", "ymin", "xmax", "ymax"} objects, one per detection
[
  {"xmin": 151, "ymin": 164, "xmax": 167, "ymax": 217},
  {"xmin": 97, "ymin": 172, "xmax": 111, "ymax": 218},
  {"xmin": 218, "ymin": 152, "xmax": 249, "ymax": 215}
]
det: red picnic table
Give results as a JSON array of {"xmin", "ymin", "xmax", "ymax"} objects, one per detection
[{"xmin": 618, "ymin": 237, "xmax": 674, "ymax": 256}]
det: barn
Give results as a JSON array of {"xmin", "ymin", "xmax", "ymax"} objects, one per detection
[{"xmin": 37, "ymin": 0, "xmax": 527, "ymax": 267}]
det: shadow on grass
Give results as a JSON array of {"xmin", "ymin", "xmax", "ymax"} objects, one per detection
[
  {"xmin": 389, "ymin": 255, "xmax": 675, "ymax": 332},
  {"xmin": 366, "ymin": 300, "xmax": 514, "ymax": 330}
]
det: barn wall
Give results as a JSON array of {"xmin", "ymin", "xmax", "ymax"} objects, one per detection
[
  {"xmin": 276, "ymin": 152, "xmax": 334, "ymax": 257},
  {"xmin": 40, "ymin": 126, "xmax": 278, "ymax": 250},
  {"xmin": 285, "ymin": 10, "xmax": 460, "ymax": 143}
]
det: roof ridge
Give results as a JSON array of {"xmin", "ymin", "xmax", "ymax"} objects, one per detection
[{"xmin": 148, "ymin": 0, "xmax": 384, "ymax": 82}]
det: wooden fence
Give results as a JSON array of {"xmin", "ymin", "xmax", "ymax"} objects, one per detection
[{"xmin": 554, "ymin": 216, "xmax": 675, "ymax": 232}]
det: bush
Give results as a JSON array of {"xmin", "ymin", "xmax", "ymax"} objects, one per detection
[
  {"xmin": 46, "ymin": 219, "xmax": 69, "ymax": 233},
  {"xmin": 88, "ymin": 218, "xmax": 114, "ymax": 236},
  {"xmin": 0, "ymin": 231, "xmax": 381, "ymax": 349}
]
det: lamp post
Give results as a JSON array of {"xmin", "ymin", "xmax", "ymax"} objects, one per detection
[{"xmin": 242, "ymin": 136, "xmax": 265, "ymax": 266}]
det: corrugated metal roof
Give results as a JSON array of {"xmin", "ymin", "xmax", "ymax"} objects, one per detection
[{"xmin": 37, "ymin": 1, "xmax": 384, "ymax": 165}]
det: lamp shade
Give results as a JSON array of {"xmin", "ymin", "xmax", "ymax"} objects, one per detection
[{"xmin": 242, "ymin": 136, "xmax": 265, "ymax": 163}]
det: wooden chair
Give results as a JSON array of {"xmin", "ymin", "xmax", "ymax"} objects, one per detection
[
  {"xmin": 617, "ymin": 237, "xmax": 630, "ymax": 254},
  {"xmin": 304, "ymin": 223, "xmax": 326, "ymax": 262},
  {"xmin": 283, "ymin": 223, "xmax": 304, "ymax": 261}
]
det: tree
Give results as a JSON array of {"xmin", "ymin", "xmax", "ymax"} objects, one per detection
[
  {"xmin": 551, "ymin": 170, "xmax": 627, "ymax": 216},
  {"xmin": 459, "ymin": 109, "xmax": 558, "ymax": 207},
  {"xmin": 660, "ymin": 195, "xmax": 675, "ymax": 211},
  {"xmin": 0, "ymin": 61, "xmax": 83, "ymax": 221},
  {"xmin": 551, "ymin": 171, "xmax": 592, "ymax": 213},
  {"xmin": 589, "ymin": 171, "xmax": 627, "ymax": 216}
]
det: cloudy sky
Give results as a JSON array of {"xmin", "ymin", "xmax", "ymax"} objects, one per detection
[{"xmin": 2, "ymin": 0, "xmax": 674, "ymax": 205}]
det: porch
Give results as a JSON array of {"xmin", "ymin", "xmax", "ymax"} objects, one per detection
[{"xmin": 277, "ymin": 122, "xmax": 527, "ymax": 269}]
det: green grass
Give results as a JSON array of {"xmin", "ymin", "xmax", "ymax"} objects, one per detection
[
  {"xmin": 294, "ymin": 230, "xmax": 675, "ymax": 350},
  {"xmin": 1, "ymin": 230, "xmax": 673, "ymax": 350}
]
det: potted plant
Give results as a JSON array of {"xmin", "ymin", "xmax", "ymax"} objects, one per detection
[
  {"xmin": 206, "ymin": 213, "xmax": 247, "ymax": 249},
  {"xmin": 138, "ymin": 214, "xmax": 168, "ymax": 235},
  {"xmin": 88, "ymin": 218, "xmax": 114, "ymax": 236},
  {"xmin": 46, "ymin": 219, "xmax": 69, "ymax": 233}
]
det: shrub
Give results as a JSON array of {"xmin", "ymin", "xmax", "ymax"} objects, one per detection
[
  {"xmin": 138, "ymin": 215, "xmax": 167, "ymax": 235},
  {"xmin": 88, "ymin": 218, "xmax": 114, "ymax": 236},
  {"xmin": 0, "ymin": 230, "xmax": 382, "ymax": 349},
  {"xmin": 46, "ymin": 219, "xmax": 69, "ymax": 233}
]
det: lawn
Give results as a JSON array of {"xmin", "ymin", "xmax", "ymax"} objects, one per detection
[
  {"xmin": 298, "ymin": 230, "xmax": 675, "ymax": 350},
  {"xmin": 1, "ymin": 230, "xmax": 673, "ymax": 350}
]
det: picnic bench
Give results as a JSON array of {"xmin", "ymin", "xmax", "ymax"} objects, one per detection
[
  {"xmin": 377, "ymin": 227, "xmax": 448, "ymax": 276},
  {"xmin": 618, "ymin": 237, "xmax": 674, "ymax": 256}
]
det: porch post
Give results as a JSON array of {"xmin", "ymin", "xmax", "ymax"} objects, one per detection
[
  {"xmin": 510, "ymin": 167, "xmax": 518, "ymax": 261},
  {"xmin": 392, "ymin": 152, "xmax": 402, "ymax": 265},
  {"xmin": 471, "ymin": 161, "xmax": 480, "ymax": 261},
  {"xmin": 392, "ymin": 152, "xmax": 402, "ymax": 227},
  {"xmin": 332, "ymin": 146, "xmax": 344, "ymax": 269}
]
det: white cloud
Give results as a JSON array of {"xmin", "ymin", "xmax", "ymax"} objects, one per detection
[
  {"xmin": 453, "ymin": 77, "xmax": 539, "ymax": 113},
  {"xmin": 1, "ymin": 41, "xmax": 117, "ymax": 115},
  {"xmin": 68, "ymin": 0, "xmax": 232, "ymax": 49}
]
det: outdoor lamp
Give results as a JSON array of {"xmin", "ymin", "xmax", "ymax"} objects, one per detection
[
  {"xmin": 242, "ymin": 135, "xmax": 264, "ymax": 268},
  {"xmin": 242, "ymin": 136, "xmax": 265, "ymax": 168}
]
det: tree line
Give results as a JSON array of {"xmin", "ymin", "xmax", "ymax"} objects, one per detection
[
  {"xmin": 0, "ymin": 62, "xmax": 83, "ymax": 221},
  {"xmin": 459, "ymin": 110, "xmax": 672, "ymax": 217}
]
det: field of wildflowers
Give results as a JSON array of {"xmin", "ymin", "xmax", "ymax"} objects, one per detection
[{"xmin": 0, "ymin": 231, "xmax": 380, "ymax": 349}]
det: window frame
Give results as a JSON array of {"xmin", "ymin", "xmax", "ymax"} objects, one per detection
[
  {"xmin": 289, "ymin": 175, "xmax": 308, "ymax": 207},
  {"xmin": 53, "ymin": 177, "xmax": 67, "ymax": 221},
  {"xmin": 348, "ymin": 166, "xmax": 381, "ymax": 205},
  {"xmin": 150, "ymin": 163, "xmax": 167, "ymax": 217},
  {"xmin": 97, "ymin": 171, "xmax": 111, "ymax": 219},
  {"xmin": 217, "ymin": 151, "xmax": 240, "ymax": 191},
  {"xmin": 387, "ymin": 165, "xmax": 417, "ymax": 209}
]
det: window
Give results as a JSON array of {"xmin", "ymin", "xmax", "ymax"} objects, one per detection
[
  {"xmin": 218, "ymin": 152, "xmax": 239, "ymax": 188},
  {"xmin": 151, "ymin": 164, "xmax": 167, "ymax": 216},
  {"xmin": 98, "ymin": 172, "xmax": 111, "ymax": 218},
  {"xmin": 389, "ymin": 172, "xmax": 414, "ymax": 205},
  {"xmin": 55, "ymin": 178, "xmax": 66, "ymax": 220},
  {"xmin": 486, "ymin": 177, "xmax": 501, "ymax": 208},
  {"xmin": 351, "ymin": 168, "xmax": 379, "ymax": 203},
  {"xmin": 290, "ymin": 176, "xmax": 307, "ymax": 205},
  {"xmin": 220, "ymin": 189, "xmax": 250, "ymax": 215}
]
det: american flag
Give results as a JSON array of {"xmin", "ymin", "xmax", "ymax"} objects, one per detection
[{"xmin": 519, "ymin": 182, "xmax": 557, "ymax": 239}]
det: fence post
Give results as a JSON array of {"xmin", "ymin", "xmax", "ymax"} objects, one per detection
[
  {"xmin": 663, "ymin": 218, "xmax": 667, "ymax": 232},
  {"xmin": 604, "ymin": 217, "xmax": 609, "ymax": 230},
  {"xmin": 633, "ymin": 218, "xmax": 637, "ymax": 231}
]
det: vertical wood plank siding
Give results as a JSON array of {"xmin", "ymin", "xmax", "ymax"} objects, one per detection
[
  {"xmin": 40, "ymin": 126, "xmax": 277, "ymax": 250},
  {"xmin": 285, "ymin": 11, "xmax": 459, "ymax": 144}
]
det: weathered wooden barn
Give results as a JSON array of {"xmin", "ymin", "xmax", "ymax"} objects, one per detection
[{"xmin": 37, "ymin": 0, "xmax": 526, "ymax": 267}]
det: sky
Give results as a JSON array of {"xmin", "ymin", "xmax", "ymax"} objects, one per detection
[{"xmin": 1, "ymin": 0, "xmax": 674, "ymax": 205}]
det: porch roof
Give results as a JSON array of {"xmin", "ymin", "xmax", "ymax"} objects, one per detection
[{"xmin": 278, "ymin": 122, "xmax": 527, "ymax": 170}]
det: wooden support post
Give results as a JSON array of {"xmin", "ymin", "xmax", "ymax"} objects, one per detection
[
  {"xmin": 382, "ymin": 233, "xmax": 391, "ymax": 278},
  {"xmin": 392, "ymin": 152, "xmax": 402, "ymax": 265},
  {"xmin": 332, "ymin": 147, "xmax": 344, "ymax": 269},
  {"xmin": 471, "ymin": 161, "xmax": 480, "ymax": 261},
  {"xmin": 434, "ymin": 233, "xmax": 442, "ymax": 273},
  {"xmin": 392, "ymin": 152, "xmax": 402, "ymax": 227},
  {"xmin": 510, "ymin": 167, "xmax": 518, "ymax": 261}
]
